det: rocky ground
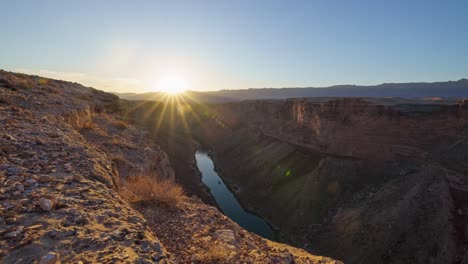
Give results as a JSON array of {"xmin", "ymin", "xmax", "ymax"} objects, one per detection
[
  {"xmin": 0, "ymin": 70, "xmax": 340, "ymax": 263},
  {"xmin": 133, "ymin": 198, "xmax": 340, "ymax": 264},
  {"xmin": 0, "ymin": 71, "xmax": 171, "ymax": 263}
]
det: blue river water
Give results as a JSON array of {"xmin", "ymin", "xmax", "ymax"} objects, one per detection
[{"xmin": 195, "ymin": 150, "xmax": 275, "ymax": 240}]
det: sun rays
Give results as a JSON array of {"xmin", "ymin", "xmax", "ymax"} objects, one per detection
[{"xmin": 126, "ymin": 90, "xmax": 213, "ymax": 147}]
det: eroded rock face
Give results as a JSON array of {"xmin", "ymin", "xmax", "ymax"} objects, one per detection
[{"xmin": 193, "ymin": 98, "xmax": 468, "ymax": 263}]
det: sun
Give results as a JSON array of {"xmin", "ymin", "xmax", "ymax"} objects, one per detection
[{"xmin": 154, "ymin": 73, "xmax": 189, "ymax": 94}]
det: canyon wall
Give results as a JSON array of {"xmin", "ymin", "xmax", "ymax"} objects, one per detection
[{"xmin": 202, "ymin": 98, "xmax": 468, "ymax": 263}]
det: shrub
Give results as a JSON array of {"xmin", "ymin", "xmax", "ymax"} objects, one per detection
[{"xmin": 123, "ymin": 175, "xmax": 185, "ymax": 207}]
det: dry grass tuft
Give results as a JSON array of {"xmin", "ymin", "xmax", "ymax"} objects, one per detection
[
  {"xmin": 195, "ymin": 243, "xmax": 231, "ymax": 263},
  {"xmin": 81, "ymin": 120, "xmax": 97, "ymax": 130},
  {"xmin": 15, "ymin": 78, "xmax": 35, "ymax": 90},
  {"xmin": 112, "ymin": 120, "xmax": 129, "ymax": 130},
  {"xmin": 123, "ymin": 175, "xmax": 185, "ymax": 207},
  {"xmin": 99, "ymin": 113, "xmax": 128, "ymax": 129},
  {"xmin": 112, "ymin": 154, "xmax": 127, "ymax": 166},
  {"xmin": 108, "ymin": 137, "xmax": 137, "ymax": 149}
]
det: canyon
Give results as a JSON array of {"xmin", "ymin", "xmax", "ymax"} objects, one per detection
[
  {"xmin": 126, "ymin": 96, "xmax": 468, "ymax": 263},
  {"xmin": 202, "ymin": 98, "xmax": 468, "ymax": 263},
  {"xmin": 1, "ymin": 70, "xmax": 467, "ymax": 263},
  {"xmin": 4, "ymin": 2, "xmax": 467, "ymax": 264}
]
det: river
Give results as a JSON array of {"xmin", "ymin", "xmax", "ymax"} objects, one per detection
[{"xmin": 195, "ymin": 150, "xmax": 275, "ymax": 240}]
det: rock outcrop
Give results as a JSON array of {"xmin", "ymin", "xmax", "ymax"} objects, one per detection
[{"xmin": 0, "ymin": 71, "xmax": 171, "ymax": 263}]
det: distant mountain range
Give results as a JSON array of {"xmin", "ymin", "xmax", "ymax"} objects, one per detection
[{"xmin": 116, "ymin": 79, "xmax": 468, "ymax": 103}]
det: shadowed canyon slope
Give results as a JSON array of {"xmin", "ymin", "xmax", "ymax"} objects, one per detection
[
  {"xmin": 203, "ymin": 99, "xmax": 468, "ymax": 263},
  {"xmin": 124, "ymin": 96, "xmax": 468, "ymax": 264},
  {"xmin": 0, "ymin": 70, "xmax": 340, "ymax": 264}
]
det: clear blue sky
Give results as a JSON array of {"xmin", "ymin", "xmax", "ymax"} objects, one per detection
[{"xmin": 1, "ymin": 0, "xmax": 467, "ymax": 92}]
